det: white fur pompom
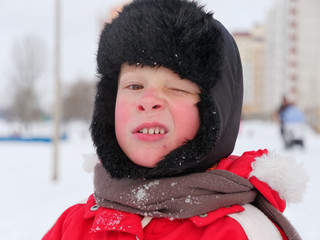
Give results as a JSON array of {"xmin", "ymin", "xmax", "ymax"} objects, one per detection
[
  {"xmin": 82, "ymin": 154, "xmax": 100, "ymax": 173},
  {"xmin": 250, "ymin": 152, "xmax": 308, "ymax": 203}
]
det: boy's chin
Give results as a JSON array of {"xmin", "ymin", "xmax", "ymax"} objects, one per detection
[{"xmin": 130, "ymin": 155, "xmax": 163, "ymax": 168}]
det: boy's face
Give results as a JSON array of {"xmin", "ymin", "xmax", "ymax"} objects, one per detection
[{"xmin": 115, "ymin": 63, "xmax": 201, "ymax": 168}]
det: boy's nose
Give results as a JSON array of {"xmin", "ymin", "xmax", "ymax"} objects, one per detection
[
  {"xmin": 137, "ymin": 90, "xmax": 164, "ymax": 112},
  {"xmin": 137, "ymin": 104, "xmax": 162, "ymax": 111}
]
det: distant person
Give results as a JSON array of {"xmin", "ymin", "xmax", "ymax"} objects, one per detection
[
  {"xmin": 280, "ymin": 102, "xmax": 306, "ymax": 148},
  {"xmin": 43, "ymin": 0, "xmax": 307, "ymax": 239},
  {"xmin": 278, "ymin": 96, "xmax": 291, "ymax": 138}
]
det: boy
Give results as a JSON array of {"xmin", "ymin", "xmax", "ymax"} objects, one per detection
[{"xmin": 43, "ymin": 0, "xmax": 307, "ymax": 239}]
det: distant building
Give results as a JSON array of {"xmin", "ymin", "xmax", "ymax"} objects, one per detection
[
  {"xmin": 234, "ymin": 0, "xmax": 320, "ymax": 132},
  {"xmin": 233, "ymin": 25, "xmax": 266, "ymax": 119},
  {"xmin": 265, "ymin": 0, "xmax": 320, "ymax": 132},
  {"xmin": 97, "ymin": 2, "xmax": 127, "ymax": 31}
]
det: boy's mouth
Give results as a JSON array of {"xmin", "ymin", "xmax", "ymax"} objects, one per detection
[
  {"xmin": 133, "ymin": 123, "xmax": 168, "ymax": 135},
  {"xmin": 138, "ymin": 127, "xmax": 166, "ymax": 135}
]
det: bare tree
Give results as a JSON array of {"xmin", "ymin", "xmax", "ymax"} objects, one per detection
[
  {"xmin": 8, "ymin": 35, "xmax": 46, "ymax": 125},
  {"xmin": 63, "ymin": 79, "xmax": 95, "ymax": 122}
]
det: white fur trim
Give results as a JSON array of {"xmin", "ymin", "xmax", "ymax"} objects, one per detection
[
  {"xmin": 249, "ymin": 152, "xmax": 308, "ymax": 203},
  {"xmin": 82, "ymin": 154, "xmax": 100, "ymax": 173}
]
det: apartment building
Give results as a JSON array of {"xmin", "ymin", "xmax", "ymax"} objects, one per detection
[
  {"xmin": 265, "ymin": 0, "xmax": 320, "ymax": 131},
  {"xmin": 234, "ymin": 0, "xmax": 320, "ymax": 131},
  {"xmin": 233, "ymin": 25, "xmax": 267, "ymax": 118}
]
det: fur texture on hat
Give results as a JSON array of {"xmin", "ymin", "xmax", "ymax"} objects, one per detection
[{"xmin": 91, "ymin": 0, "xmax": 243, "ymax": 179}]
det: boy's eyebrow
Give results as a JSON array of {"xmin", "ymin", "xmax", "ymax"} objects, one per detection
[{"xmin": 118, "ymin": 71, "xmax": 139, "ymax": 81}]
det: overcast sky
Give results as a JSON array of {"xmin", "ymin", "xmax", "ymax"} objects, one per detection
[{"xmin": 0, "ymin": 0, "xmax": 274, "ymax": 107}]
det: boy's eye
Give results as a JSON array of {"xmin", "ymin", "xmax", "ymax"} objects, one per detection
[
  {"xmin": 127, "ymin": 84, "xmax": 143, "ymax": 90},
  {"xmin": 170, "ymin": 88, "xmax": 190, "ymax": 94}
]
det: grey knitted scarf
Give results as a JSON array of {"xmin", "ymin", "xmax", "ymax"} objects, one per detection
[{"xmin": 94, "ymin": 164, "xmax": 301, "ymax": 240}]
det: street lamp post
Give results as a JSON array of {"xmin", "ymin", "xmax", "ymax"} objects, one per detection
[{"xmin": 53, "ymin": 0, "xmax": 61, "ymax": 181}]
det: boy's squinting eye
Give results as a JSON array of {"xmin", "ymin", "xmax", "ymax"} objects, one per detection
[
  {"xmin": 170, "ymin": 88, "xmax": 190, "ymax": 94},
  {"xmin": 170, "ymin": 88, "xmax": 199, "ymax": 96}
]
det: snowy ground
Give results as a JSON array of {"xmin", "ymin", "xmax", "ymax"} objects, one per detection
[{"xmin": 0, "ymin": 120, "xmax": 319, "ymax": 239}]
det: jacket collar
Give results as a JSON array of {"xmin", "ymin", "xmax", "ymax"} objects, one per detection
[
  {"xmin": 84, "ymin": 194, "xmax": 245, "ymax": 237},
  {"xmin": 85, "ymin": 194, "xmax": 144, "ymax": 239},
  {"xmin": 189, "ymin": 205, "xmax": 244, "ymax": 227}
]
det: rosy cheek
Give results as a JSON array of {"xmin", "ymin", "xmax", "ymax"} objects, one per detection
[
  {"xmin": 172, "ymin": 102, "xmax": 200, "ymax": 142},
  {"xmin": 115, "ymin": 100, "xmax": 130, "ymax": 142},
  {"xmin": 115, "ymin": 101, "xmax": 127, "ymax": 123}
]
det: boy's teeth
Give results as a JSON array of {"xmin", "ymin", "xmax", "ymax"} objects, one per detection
[{"xmin": 139, "ymin": 128, "xmax": 165, "ymax": 134}]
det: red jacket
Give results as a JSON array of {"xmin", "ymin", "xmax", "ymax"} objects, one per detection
[{"xmin": 43, "ymin": 150, "xmax": 295, "ymax": 240}]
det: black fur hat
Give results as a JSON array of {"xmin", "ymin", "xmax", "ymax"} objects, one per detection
[{"xmin": 91, "ymin": 0, "xmax": 243, "ymax": 179}]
